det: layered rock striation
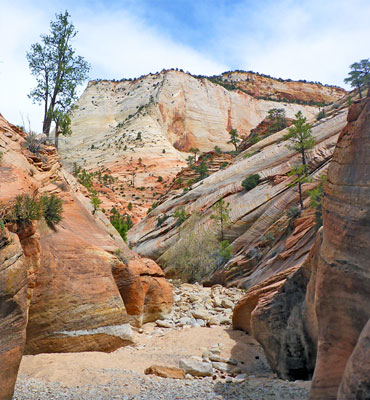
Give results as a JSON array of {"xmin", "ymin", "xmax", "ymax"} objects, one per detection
[
  {"xmin": 0, "ymin": 113, "xmax": 173, "ymax": 397},
  {"xmin": 0, "ymin": 228, "xmax": 27, "ymax": 400},
  {"xmin": 129, "ymin": 101, "xmax": 348, "ymax": 289},
  {"xmin": 60, "ymin": 70, "xmax": 345, "ymax": 218},
  {"xmin": 233, "ymin": 95, "xmax": 370, "ymax": 399}
]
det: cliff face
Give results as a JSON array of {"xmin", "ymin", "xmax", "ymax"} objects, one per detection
[
  {"xmin": 0, "ymin": 114, "xmax": 173, "ymax": 397},
  {"xmin": 60, "ymin": 70, "xmax": 345, "ymax": 219},
  {"xmin": 217, "ymin": 71, "xmax": 345, "ymax": 104},
  {"xmin": 0, "ymin": 228, "xmax": 27, "ymax": 400},
  {"xmin": 128, "ymin": 102, "xmax": 347, "ymax": 289},
  {"xmin": 308, "ymin": 95, "xmax": 370, "ymax": 399},
  {"xmin": 232, "ymin": 95, "xmax": 370, "ymax": 399}
]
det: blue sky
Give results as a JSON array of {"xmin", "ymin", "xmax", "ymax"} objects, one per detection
[{"xmin": 0, "ymin": 0, "xmax": 369, "ymax": 131}]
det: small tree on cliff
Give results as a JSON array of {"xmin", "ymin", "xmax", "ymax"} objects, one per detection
[
  {"xmin": 227, "ymin": 128, "xmax": 241, "ymax": 151},
  {"xmin": 53, "ymin": 108, "xmax": 72, "ymax": 149},
  {"xmin": 267, "ymin": 108, "xmax": 287, "ymax": 132},
  {"xmin": 344, "ymin": 59, "xmax": 370, "ymax": 98},
  {"xmin": 27, "ymin": 11, "xmax": 90, "ymax": 136},
  {"xmin": 189, "ymin": 147, "xmax": 200, "ymax": 162},
  {"xmin": 283, "ymin": 111, "xmax": 315, "ymax": 209},
  {"xmin": 211, "ymin": 199, "xmax": 231, "ymax": 241}
]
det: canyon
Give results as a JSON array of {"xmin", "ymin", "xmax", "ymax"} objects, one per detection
[
  {"xmin": 59, "ymin": 70, "xmax": 344, "ymax": 219},
  {"xmin": 1, "ymin": 67, "xmax": 369, "ymax": 400}
]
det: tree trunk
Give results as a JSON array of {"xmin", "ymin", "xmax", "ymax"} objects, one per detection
[
  {"xmin": 301, "ymin": 149, "xmax": 308, "ymax": 176},
  {"xmin": 55, "ymin": 131, "xmax": 59, "ymax": 150},
  {"xmin": 221, "ymin": 213, "xmax": 224, "ymax": 242},
  {"xmin": 43, "ymin": 115, "xmax": 52, "ymax": 136},
  {"xmin": 358, "ymin": 84, "xmax": 362, "ymax": 99},
  {"xmin": 298, "ymin": 181, "xmax": 304, "ymax": 210}
]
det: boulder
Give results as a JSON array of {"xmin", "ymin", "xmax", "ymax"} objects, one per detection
[
  {"xmin": 24, "ymin": 198, "xmax": 134, "ymax": 354},
  {"xmin": 144, "ymin": 365, "xmax": 185, "ymax": 379},
  {"xmin": 112, "ymin": 256, "xmax": 173, "ymax": 327},
  {"xmin": 179, "ymin": 358, "xmax": 213, "ymax": 377}
]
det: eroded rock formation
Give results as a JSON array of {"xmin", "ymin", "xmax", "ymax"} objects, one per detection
[
  {"xmin": 129, "ymin": 100, "xmax": 347, "ymax": 289},
  {"xmin": 0, "ymin": 113, "xmax": 173, "ymax": 359},
  {"xmin": 233, "ymin": 95, "xmax": 370, "ymax": 399},
  {"xmin": 0, "ymin": 229, "xmax": 27, "ymax": 400},
  {"xmin": 60, "ymin": 70, "xmax": 345, "ymax": 218}
]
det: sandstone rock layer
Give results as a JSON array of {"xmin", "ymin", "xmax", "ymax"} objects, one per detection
[
  {"xmin": 0, "ymin": 229, "xmax": 27, "ymax": 400},
  {"xmin": 61, "ymin": 70, "xmax": 344, "ymax": 218},
  {"xmin": 0, "ymin": 114, "xmax": 172, "ymax": 358},
  {"xmin": 308, "ymin": 97, "xmax": 370, "ymax": 399}
]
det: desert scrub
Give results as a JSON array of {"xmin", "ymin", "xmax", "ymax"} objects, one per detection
[
  {"xmin": 162, "ymin": 213, "xmax": 233, "ymax": 283},
  {"xmin": 110, "ymin": 208, "xmax": 133, "ymax": 242},
  {"xmin": 41, "ymin": 194, "xmax": 63, "ymax": 227},
  {"xmin": 3, "ymin": 193, "xmax": 63, "ymax": 228},
  {"xmin": 5, "ymin": 194, "xmax": 43, "ymax": 225},
  {"xmin": 241, "ymin": 174, "xmax": 260, "ymax": 191},
  {"xmin": 309, "ymin": 175, "xmax": 327, "ymax": 229},
  {"xmin": 173, "ymin": 207, "xmax": 188, "ymax": 226}
]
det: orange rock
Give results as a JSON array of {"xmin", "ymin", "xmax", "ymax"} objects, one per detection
[
  {"xmin": 144, "ymin": 365, "xmax": 185, "ymax": 379},
  {"xmin": 308, "ymin": 97, "xmax": 370, "ymax": 399},
  {"xmin": 112, "ymin": 257, "xmax": 173, "ymax": 326},
  {"xmin": 0, "ymin": 229, "xmax": 27, "ymax": 400}
]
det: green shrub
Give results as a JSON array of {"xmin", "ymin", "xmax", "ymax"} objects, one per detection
[
  {"xmin": 6, "ymin": 194, "xmax": 43, "ymax": 225},
  {"xmin": 248, "ymin": 133, "xmax": 261, "ymax": 145},
  {"xmin": 128, "ymin": 202, "xmax": 133, "ymax": 211},
  {"xmin": 157, "ymin": 176, "xmax": 163, "ymax": 182},
  {"xmin": 286, "ymin": 206, "xmax": 301, "ymax": 220},
  {"xmin": 173, "ymin": 207, "xmax": 188, "ymax": 226},
  {"xmin": 0, "ymin": 151, "xmax": 3, "ymax": 164},
  {"xmin": 317, "ymin": 110, "xmax": 326, "ymax": 120},
  {"xmin": 156, "ymin": 214, "xmax": 169, "ymax": 227},
  {"xmin": 41, "ymin": 194, "xmax": 63, "ymax": 227},
  {"xmin": 161, "ymin": 213, "xmax": 220, "ymax": 282},
  {"xmin": 241, "ymin": 174, "xmax": 260, "ymax": 191},
  {"xmin": 147, "ymin": 201, "xmax": 158, "ymax": 214},
  {"xmin": 24, "ymin": 132, "xmax": 44, "ymax": 154},
  {"xmin": 309, "ymin": 175, "xmax": 327, "ymax": 229},
  {"xmin": 219, "ymin": 240, "xmax": 233, "ymax": 261},
  {"xmin": 110, "ymin": 209, "xmax": 133, "ymax": 242}
]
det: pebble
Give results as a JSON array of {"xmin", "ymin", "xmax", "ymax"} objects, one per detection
[{"xmin": 13, "ymin": 282, "xmax": 310, "ymax": 399}]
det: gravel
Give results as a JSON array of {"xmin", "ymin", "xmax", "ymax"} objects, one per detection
[{"xmin": 14, "ymin": 370, "xmax": 310, "ymax": 400}]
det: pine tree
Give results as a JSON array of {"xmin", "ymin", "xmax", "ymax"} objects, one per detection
[
  {"xmin": 27, "ymin": 11, "xmax": 90, "ymax": 136},
  {"xmin": 227, "ymin": 128, "xmax": 241, "ymax": 151},
  {"xmin": 344, "ymin": 59, "xmax": 370, "ymax": 98},
  {"xmin": 283, "ymin": 111, "xmax": 315, "ymax": 209},
  {"xmin": 211, "ymin": 199, "xmax": 231, "ymax": 241}
]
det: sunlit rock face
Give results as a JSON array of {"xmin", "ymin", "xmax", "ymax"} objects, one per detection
[
  {"xmin": 232, "ymin": 95, "xmax": 370, "ymax": 400},
  {"xmin": 0, "ymin": 114, "xmax": 173, "ymax": 360},
  {"xmin": 60, "ymin": 70, "xmax": 344, "ymax": 219}
]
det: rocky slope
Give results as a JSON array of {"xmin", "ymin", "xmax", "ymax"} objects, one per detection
[
  {"xmin": 0, "ymin": 115, "xmax": 173, "ymax": 399},
  {"xmin": 13, "ymin": 282, "xmax": 310, "ymax": 400},
  {"xmin": 128, "ymin": 98, "xmax": 348, "ymax": 290},
  {"xmin": 60, "ymin": 70, "xmax": 345, "ymax": 219},
  {"xmin": 232, "ymin": 94, "xmax": 370, "ymax": 399}
]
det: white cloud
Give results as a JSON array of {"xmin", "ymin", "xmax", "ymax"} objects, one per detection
[
  {"xmin": 0, "ymin": 0, "xmax": 369, "ymax": 131},
  {"xmin": 213, "ymin": 0, "xmax": 370, "ymax": 86},
  {"xmin": 0, "ymin": 2, "xmax": 227, "ymax": 131}
]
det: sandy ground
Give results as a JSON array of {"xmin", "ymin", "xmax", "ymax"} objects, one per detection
[{"xmin": 18, "ymin": 324, "xmax": 271, "ymax": 386}]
